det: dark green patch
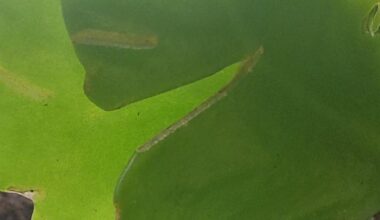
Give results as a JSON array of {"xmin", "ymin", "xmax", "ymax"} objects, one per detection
[{"xmin": 61, "ymin": 0, "xmax": 261, "ymax": 110}]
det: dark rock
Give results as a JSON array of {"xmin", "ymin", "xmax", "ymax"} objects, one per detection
[{"xmin": 0, "ymin": 192, "xmax": 33, "ymax": 220}]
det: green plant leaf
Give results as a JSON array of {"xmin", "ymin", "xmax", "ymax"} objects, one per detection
[
  {"xmin": 115, "ymin": 1, "xmax": 380, "ymax": 219},
  {"xmin": 60, "ymin": 0, "xmax": 261, "ymax": 110},
  {"xmin": 0, "ymin": 0, "xmax": 239, "ymax": 219}
]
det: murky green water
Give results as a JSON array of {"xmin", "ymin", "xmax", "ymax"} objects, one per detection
[{"xmin": 61, "ymin": 0, "xmax": 262, "ymax": 110}]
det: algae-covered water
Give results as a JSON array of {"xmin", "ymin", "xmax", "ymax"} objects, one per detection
[
  {"xmin": 0, "ymin": 0, "xmax": 239, "ymax": 219},
  {"xmin": 1, "ymin": 0, "xmax": 380, "ymax": 220}
]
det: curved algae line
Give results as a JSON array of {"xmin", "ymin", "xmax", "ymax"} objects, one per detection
[
  {"xmin": 136, "ymin": 46, "xmax": 264, "ymax": 153},
  {"xmin": 0, "ymin": 66, "xmax": 53, "ymax": 103},
  {"xmin": 114, "ymin": 46, "xmax": 264, "ymax": 216}
]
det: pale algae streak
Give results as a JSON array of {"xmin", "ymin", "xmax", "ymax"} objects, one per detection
[
  {"xmin": 0, "ymin": 66, "xmax": 53, "ymax": 103},
  {"xmin": 71, "ymin": 29, "xmax": 158, "ymax": 50}
]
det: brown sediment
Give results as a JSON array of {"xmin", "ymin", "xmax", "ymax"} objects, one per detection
[
  {"xmin": 373, "ymin": 211, "xmax": 380, "ymax": 220},
  {"xmin": 0, "ymin": 66, "xmax": 53, "ymax": 103},
  {"xmin": 71, "ymin": 29, "xmax": 159, "ymax": 49},
  {"xmin": 115, "ymin": 204, "xmax": 121, "ymax": 220},
  {"xmin": 137, "ymin": 46, "xmax": 264, "ymax": 152}
]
